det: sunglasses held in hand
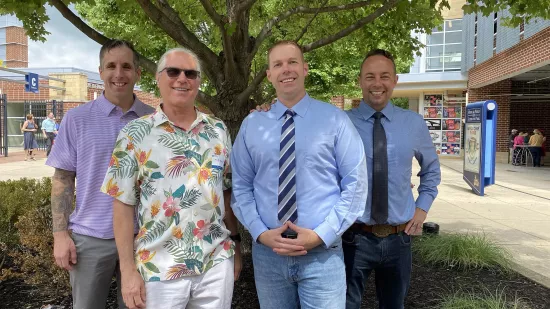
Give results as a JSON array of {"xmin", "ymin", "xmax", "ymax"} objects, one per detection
[{"xmin": 159, "ymin": 67, "xmax": 201, "ymax": 79}]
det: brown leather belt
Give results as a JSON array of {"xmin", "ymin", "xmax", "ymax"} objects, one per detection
[{"xmin": 350, "ymin": 223, "xmax": 407, "ymax": 238}]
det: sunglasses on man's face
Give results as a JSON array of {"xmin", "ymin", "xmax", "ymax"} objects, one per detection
[{"xmin": 160, "ymin": 67, "xmax": 201, "ymax": 79}]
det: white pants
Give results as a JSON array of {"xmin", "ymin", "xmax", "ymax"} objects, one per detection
[{"xmin": 145, "ymin": 257, "xmax": 234, "ymax": 309}]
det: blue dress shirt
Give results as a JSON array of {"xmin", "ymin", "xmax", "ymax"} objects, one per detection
[
  {"xmin": 231, "ymin": 94, "xmax": 368, "ymax": 247},
  {"xmin": 346, "ymin": 101, "xmax": 441, "ymax": 225},
  {"xmin": 42, "ymin": 118, "xmax": 56, "ymax": 132}
]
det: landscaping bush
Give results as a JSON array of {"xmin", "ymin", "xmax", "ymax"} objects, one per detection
[
  {"xmin": 0, "ymin": 178, "xmax": 52, "ymax": 274},
  {"xmin": 0, "ymin": 177, "xmax": 70, "ymax": 296},
  {"xmin": 440, "ymin": 288, "xmax": 531, "ymax": 309},
  {"xmin": 413, "ymin": 233, "xmax": 512, "ymax": 271}
]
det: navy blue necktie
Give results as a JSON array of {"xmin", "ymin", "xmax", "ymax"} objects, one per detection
[
  {"xmin": 278, "ymin": 109, "xmax": 297, "ymax": 223},
  {"xmin": 372, "ymin": 112, "xmax": 388, "ymax": 224}
]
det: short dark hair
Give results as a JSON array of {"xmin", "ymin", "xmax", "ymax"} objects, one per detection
[
  {"xmin": 267, "ymin": 40, "xmax": 304, "ymax": 67},
  {"xmin": 360, "ymin": 49, "xmax": 396, "ymax": 75},
  {"xmin": 99, "ymin": 39, "xmax": 140, "ymax": 69}
]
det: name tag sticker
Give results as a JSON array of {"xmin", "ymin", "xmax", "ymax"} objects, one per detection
[{"xmin": 212, "ymin": 154, "xmax": 225, "ymax": 170}]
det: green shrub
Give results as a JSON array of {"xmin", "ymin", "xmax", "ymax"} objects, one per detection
[
  {"xmin": 413, "ymin": 233, "xmax": 512, "ymax": 271},
  {"xmin": 0, "ymin": 177, "xmax": 70, "ymax": 296},
  {"xmin": 0, "ymin": 178, "xmax": 52, "ymax": 249},
  {"xmin": 440, "ymin": 288, "xmax": 530, "ymax": 309}
]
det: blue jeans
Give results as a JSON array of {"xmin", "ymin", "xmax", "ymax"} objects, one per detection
[
  {"xmin": 252, "ymin": 239, "xmax": 346, "ymax": 309},
  {"xmin": 342, "ymin": 230, "xmax": 412, "ymax": 309}
]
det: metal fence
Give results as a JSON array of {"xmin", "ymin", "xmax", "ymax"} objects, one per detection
[
  {"xmin": 0, "ymin": 94, "xmax": 7, "ymax": 156},
  {"xmin": 23, "ymin": 100, "xmax": 64, "ymax": 151}
]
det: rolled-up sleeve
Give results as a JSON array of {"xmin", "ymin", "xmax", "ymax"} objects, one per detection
[
  {"xmin": 314, "ymin": 115, "xmax": 368, "ymax": 247},
  {"xmin": 230, "ymin": 118, "xmax": 268, "ymax": 241},
  {"xmin": 414, "ymin": 118, "xmax": 441, "ymax": 212}
]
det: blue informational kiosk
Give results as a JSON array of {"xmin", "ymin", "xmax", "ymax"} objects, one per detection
[{"xmin": 463, "ymin": 100, "xmax": 497, "ymax": 196}]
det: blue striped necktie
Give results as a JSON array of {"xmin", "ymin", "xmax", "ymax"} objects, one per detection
[{"xmin": 278, "ymin": 109, "xmax": 297, "ymax": 223}]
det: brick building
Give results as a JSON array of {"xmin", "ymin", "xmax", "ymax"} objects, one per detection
[
  {"xmin": 0, "ymin": 15, "xmax": 161, "ymax": 148},
  {"xmin": 394, "ymin": 0, "xmax": 550, "ymax": 163}
]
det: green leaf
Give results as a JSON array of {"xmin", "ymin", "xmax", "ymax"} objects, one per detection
[
  {"xmin": 205, "ymin": 260, "xmax": 214, "ymax": 272},
  {"xmin": 198, "ymin": 132, "xmax": 210, "ymax": 141},
  {"xmin": 215, "ymin": 123, "xmax": 225, "ymax": 130},
  {"xmin": 174, "ymin": 212, "xmax": 180, "ymax": 225},
  {"xmin": 144, "ymin": 220, "xmax": 155, "ymax": 229},
  {"xmin": 203, "ymin": 235, "xmax": 213, "ymax": 244},
  {"xmin": 151, "ymin": 172, "xmax": 164, "ymax": 179},
  {"xmin": 173, "ymin": 184, "xmax": 186, "ymax": 198},
  {"xmin": 149, "ymin": 276, "xmax": 161, "ymax": 281},
  {"xmin": 145, "ymin": 161, "xmax": 159, "ymax": 169},
  {"xmin": 144, "ymin": 262, "xmax": 160, "ymax": 273},
  {"xmin": 114, "ymin": 151, "xmax": 128, "ymax": 159}
]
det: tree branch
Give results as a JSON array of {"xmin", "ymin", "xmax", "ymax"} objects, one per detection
[
  {"xmin": 249, "ymin": 1, "xmax": 375, "ymax": 63},
  {"xmin": 198, "ymin": 0, "xmax": 224, "ymax": 28},
  {"xmin": 235, "ymin": 0, "xmax": 258, "ymax": 16},
  {"xmin": 197, "ymin": 90, "xmax": 218, "ymax": 112},
  {"xmin": 295, "ymin": 0, "xmax": 329, "ymax": 43},
  {"xmin": 135, "ymin": 0, "xmax": 220, "ymax": 82},
  {"xmin": 237, "ymin": 65, "xmax": 267, "ymax": 107},
  {"xmin": 49, "ymin": 0, "xmax": 156, "ymax": 74},
  {"xmin": 303, "ymin": 0, "xmax": 399, "ymax": 53}
]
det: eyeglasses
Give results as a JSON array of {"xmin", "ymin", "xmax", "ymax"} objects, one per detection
[{"xmin": 159, "ymin": 67, "xmax": 200, "ymax": 80}]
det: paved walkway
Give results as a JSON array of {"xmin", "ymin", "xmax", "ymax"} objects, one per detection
[
  {"xmin": 1, "ymin": 152, "xmax": 549, "ymax": 287},
  {"xmin": 420, "ymin": 157, "xmax": 550, "ymax": 287}
]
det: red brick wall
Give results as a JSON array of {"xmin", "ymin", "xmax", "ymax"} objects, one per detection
[
  {"xmin": 0, "ymin": 80, "xmax": 50, "ymax": 101},
  {"xmin": 510, "ymin": 102, "xmax": 550, "ymax": 153},
  {"xmin": 85, "ymin": 83, "xmax": 161, "ymax": 107},
  {"xmin": 330, "ymin": 95, "xmax": 344, "ymax": 110},
  {"xmin": 5, "ymin": 27, "xmax": 28, "ymax": 68},
  {"xmin": 469, "ymin": 26, "xmax": 550, "ymax": 88},
  {"xmin": 467, "ymin": 79, "xmax": 511, "ymax": 152}
]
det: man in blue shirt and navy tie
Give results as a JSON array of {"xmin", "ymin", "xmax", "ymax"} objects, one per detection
[
  {"xmin": 344, "ymin": 49, "xmax": 441, "ymax": 309},
  {"xmin": 231, "ymin": 40, "xmax": 368, "ymax": 309}
]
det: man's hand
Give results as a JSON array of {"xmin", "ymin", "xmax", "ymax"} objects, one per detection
[
  {"xmin": 258, "ymin": 222, "xmax": 306, "ymax": 256},
  {"xmin": 233, "ymin": 243, "xmax": 243, "ymax": 281},
  {"xmin": 273, "ymin": 222, "xmax": 324, "ymax": 255},
  {"xmin": 249, "ymin": 98, "xmax": 276, "ymax": 113},
  {"xmin": 53, "ymin": 231, "xmax": 77, "ymax": 270},
  {"xmin": 121, "ymin": 270, "xmax": 146, "ymax": 309},
  {"xmin": 404, "ymin": 208, "xmax": 427, "ymax": 235}
]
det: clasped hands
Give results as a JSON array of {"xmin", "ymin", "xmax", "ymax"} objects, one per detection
[{"xmin": 258, "ymin": 221, "xmax": 323, "ymax": 256}]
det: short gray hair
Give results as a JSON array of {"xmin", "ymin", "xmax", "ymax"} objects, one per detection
[{"xmin": 156, "ymin": 47, "xmax": 201, "ymax": 75}]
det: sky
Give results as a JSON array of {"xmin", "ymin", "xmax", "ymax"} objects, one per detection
[{"xmin": 28, "ymin": 5, "xmax": 101, "ymax": 72}]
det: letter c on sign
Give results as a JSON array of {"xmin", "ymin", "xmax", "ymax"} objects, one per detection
[{"xmin": 32, "ymin": 77, "xmax": 37, "ymax": 87}]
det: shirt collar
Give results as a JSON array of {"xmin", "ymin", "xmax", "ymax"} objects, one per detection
[
  {"xmin": 150, "ymin": 104, "xmax": 208, "ymax": 129},
  {"xmin": 96, "ymin": 92, "xmax": 148, "ymax": 117},
  {"xmin": 273, "ymin": 93, "xmax": 312, "ymax": 120},
  {"xmin": 357, "ymin": 100, "xmax": 395, "ymax": 122}
]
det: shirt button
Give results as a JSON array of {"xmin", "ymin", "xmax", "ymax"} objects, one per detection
[{"xmin": 194, "ymin": 211, "xmax": 198, "ymax": 216}]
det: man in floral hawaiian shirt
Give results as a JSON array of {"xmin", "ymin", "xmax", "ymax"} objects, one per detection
[{"xmin": 102, "ymin": 47, "xmax": 241, "ymax": 309}]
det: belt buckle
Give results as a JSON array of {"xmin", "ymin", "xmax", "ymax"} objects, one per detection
[{"xmin": 372, "ymin": 225, "xmax": 393, "ymax": 238}]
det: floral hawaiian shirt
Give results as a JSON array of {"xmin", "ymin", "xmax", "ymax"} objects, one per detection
[{"xmin": 101, "ymin": 105, "xmax": 234, "ymax": 282}]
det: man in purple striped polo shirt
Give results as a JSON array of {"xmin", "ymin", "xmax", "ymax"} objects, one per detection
[{"xmin": 46, "ymin": 39, "xmax": 155, "ymax": 309}]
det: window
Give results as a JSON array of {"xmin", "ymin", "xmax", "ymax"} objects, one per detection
[{"xmin": 426, "ymin": 19, "xmax": 462, "ymax": 72}]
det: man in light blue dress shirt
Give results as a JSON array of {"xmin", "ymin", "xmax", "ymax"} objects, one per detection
[
  {"xmin": 344, "ymin": 49, "xmax": 441, "ymax": 309},
  {"xmin": 41, "ymin": 112, "xmax": 57, "ymax": 156},
  {"xmin": 231, "ymin": 41, "xmax": 368, "ymax": 309}
]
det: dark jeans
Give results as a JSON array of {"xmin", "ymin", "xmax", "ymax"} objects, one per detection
[
  {"xmin": 342, "ymin": 229, "xmax": 412, "ymax": 309},
  {"xmin": 529, "ymin": 147, "xmax": 542, "ymax": 167},
  {"xmin": 45, "ymin": 132, "xmax": 55, "ymax": 156}
]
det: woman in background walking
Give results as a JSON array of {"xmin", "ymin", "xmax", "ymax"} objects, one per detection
[{"xmin": 21, "ymin": 114, "xmax": 39, "ymax": 161}]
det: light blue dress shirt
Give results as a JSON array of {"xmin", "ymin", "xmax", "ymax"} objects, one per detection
[
  {"xmin": 231, "ymin": 94, "xmax": 368, "ymax": 247},
  {"xmin": 42, "ymin": 118, "xmax": 56, "ymax": 132},
  {"xmin": 346, "ymin": 101, "xmax": 441, "ymax": 225}
]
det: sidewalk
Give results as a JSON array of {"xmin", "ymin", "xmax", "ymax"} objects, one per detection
[
  {"xmin": 421, "ymin": 157, "xmax": 550, "ymax": 287},
  {"xmin": 1, "ymin": 153, "xmax": 549, "ymax": 287},
  {"xmin": 0, "ymin": 148, "xmax": 53, "ymax": 181}
]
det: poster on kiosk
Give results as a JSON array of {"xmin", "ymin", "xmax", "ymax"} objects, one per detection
[{"xmin": 463, "ymin": 100, "xmax": 497, "ymax": 196}]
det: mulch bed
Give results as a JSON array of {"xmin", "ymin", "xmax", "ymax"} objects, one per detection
[{"xmin": 1, "ymin": 252, "xmax": 549, "ymax": 308}]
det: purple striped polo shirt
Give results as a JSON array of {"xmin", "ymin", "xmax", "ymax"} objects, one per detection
[{"xmin": 46, "ymin": 94, "xmax": 155, "ymax": 239}]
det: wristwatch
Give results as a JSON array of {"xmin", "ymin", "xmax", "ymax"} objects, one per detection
[{"xmin": 229, "ymin": 234, "xmax": 241, "ymax": 242}]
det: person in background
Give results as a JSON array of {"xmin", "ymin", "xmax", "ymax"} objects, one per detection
[
  {"xmin": 509, "ymin": 129, "xmax": 518, "ymax": 164},
  {"xmin": 529, "ymin": 129, "xmax": 544, "ymax": 167},
  {"xmin": 21, "ymin": 114, "xmax": 39, "ymax": 161},
  {"xmin": 540, "ymin": 129, "xmax": 546, "ymax": 166},
  {"xmin": 512, "ymin": 131, "xmax": 525, "ymax": 166},
  {"xmin": 41, "ymin": 112, "xmax": 57, "ymax": 156}
]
